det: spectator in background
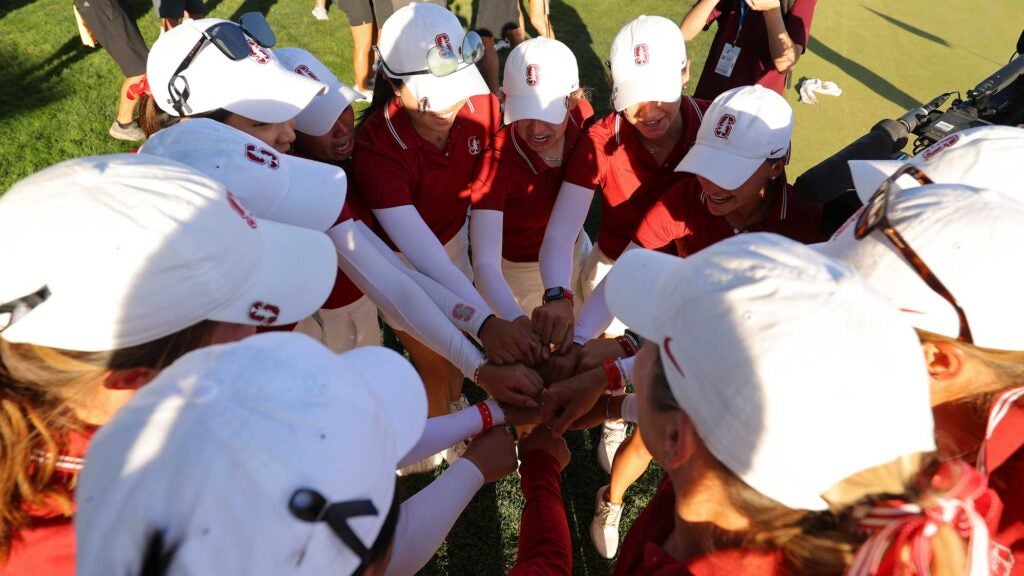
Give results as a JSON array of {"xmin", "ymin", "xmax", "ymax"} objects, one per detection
[
  {"xmin": 72, "ymin": 0, "xmax": 149, "ymax": 141},
  {"xmin": 329, "ymin": 0, "xmax": 377, "ymax": 96},
  {"xmin": 154, "ymin": 0, "xmax": 206, "ymax": 31},
  {"xmin": 680, "ymin": 0, "xmax": 817, "ymax": 100}
]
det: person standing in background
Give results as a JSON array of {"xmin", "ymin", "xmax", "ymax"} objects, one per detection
[{"xmin": 680, "ymin": 0, "xmax": 816, "ymax": 100}]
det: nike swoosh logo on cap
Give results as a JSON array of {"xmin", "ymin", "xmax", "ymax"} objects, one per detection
[{"xmin": 770, "ymin": 147, "xmax": 785, "ymax": 156}]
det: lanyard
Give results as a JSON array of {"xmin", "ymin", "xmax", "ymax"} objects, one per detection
[{"xmin": 734, "ymin": 0, "xmax": 749, "ymax": 44}]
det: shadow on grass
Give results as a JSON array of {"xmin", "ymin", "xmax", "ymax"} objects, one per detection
[
  {"xmin": 228, "ymin": 0, "xmax": 280, "ymax": 23},
  {"xmin": 0, "ymin": 0, "xmax": 40, "ymax": 20},
  {"xmin": 0, "ymin": 37, "xmax": 83, "ymax": 122},
  {"xmin": 806, "ymin": 36, "xmax": 919, "ymax": 110},
  {"xmin": 550, "ymin": 0, "xmax": 608, "ymax": 115},
  {"xmin": 863, "ymin": 7, "xmax": 950, "ymax": 48}
]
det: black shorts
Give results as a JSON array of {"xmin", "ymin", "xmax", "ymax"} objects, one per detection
[
  {"xmin": 371, "ymin": 0, "xmax": 444, "ymax": 27},
  {"xmin": 154, "ymin": 0, "xmax": 205, "ymax": 19},
  {"xmin": 338, "ymin": 0, "xmax": 373, "ymax": 25},
  {"xmin": 73, "ymin": 0, "xmax": 148, "ymax": 77},
  {"xmin": 473, "ymin": 0, "xmax": 520, "ymax": 38}
]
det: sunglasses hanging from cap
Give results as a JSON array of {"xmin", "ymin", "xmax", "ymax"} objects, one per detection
[
  {"xmin": 853, "ymin": 164, "xmax": 974, "ymax": 344},
  {"xmin": 374, "ymin": 31, "xmax": 484, "ymax": 78},
  {"xmin": 0, "ymin": 285, "xmax": 50, "ymax": 333},
  {"xmin": 288, "ymin": 486, "xmax": 399, "ymax": 575},
  {"xmin": 167, "ymin": 12, "xmax": 277, "ymax": 116}
]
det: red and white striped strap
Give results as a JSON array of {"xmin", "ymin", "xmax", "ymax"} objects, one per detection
[
  {"xmin": 848, "ymin": 460, "xmax": 1007, "ymax": 576},
  {"xmin": 978, "ymin": 386, "xmax": 1024, "ymax": 474}
]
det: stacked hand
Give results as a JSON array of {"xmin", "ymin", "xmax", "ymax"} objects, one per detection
[{"xmin": 479, "ymin": 315, "xmax": 547, "ymax": 366}]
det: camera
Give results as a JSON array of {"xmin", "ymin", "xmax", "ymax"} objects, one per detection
[{"xmin": 794, "ymin": 29, "xmax": 1024, "ymax": 234}]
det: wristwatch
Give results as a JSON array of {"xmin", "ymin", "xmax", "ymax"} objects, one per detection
[{"xmin": 542, "ymin": 286, "xmax": 574, "ymax": 305}]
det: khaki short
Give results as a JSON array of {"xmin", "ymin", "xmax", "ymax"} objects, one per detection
[
  {"xmin": 294, "ymin": 295, "xmax": 382, "ymax": 353},
  {"xmin": 501, "ymin": 231, "xmax": 591, "ymax": 317},
  {"xmin": 578, "ymin": 242, "xmax": 627, "ymax": 336}
]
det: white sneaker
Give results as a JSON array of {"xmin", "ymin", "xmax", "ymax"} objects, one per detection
[
  {"xmin": 590, "ymin": 484, "xmax": 622, "ymax": 559},
  {"xmin": 311, "ymin": 6, "xmax": 328, "ymax": 20},
  {"xmin": 597, "ymin": 419, "xmax": 627, "ymax": 474},
  {"xmin": 443, "ymin": 395, "xmax": 471, "ymax": 465}
]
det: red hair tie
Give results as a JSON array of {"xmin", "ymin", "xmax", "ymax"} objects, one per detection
[
  {"xmin": 849, "ymin": 460, "xmax": 1011, "ymax": 576},
  {"xmin": 127, "ymin": 75, "xmax": 150, "ymax": 101}
]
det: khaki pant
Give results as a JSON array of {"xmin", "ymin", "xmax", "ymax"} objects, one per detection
[{"xmin": 294, "ymin": 294, "xmax": 382, "ymax": 353}]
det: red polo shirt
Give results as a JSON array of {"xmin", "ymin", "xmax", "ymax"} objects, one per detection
[
  {"xmin": 561, "ymin": 97, "xmax": 710, "ymax": 260},
  {"xmin": 352, "ymin": 93, "xmax": 501, "ymax": 248},
  {"xmin": 615, "ymin": 477, "xmax": 785, "ymax": 576},
  {"xmin": 471, "ymin": 99, "xmax": 595, "ymax": 262},
  {"xmin": 693, "ymin": 0, "xmax": 818, "ymax": 100},
  {"xmin": 634, "ymin": 179, "xmax": 825, "ymax": 255},
  {"xmin": 981, "ymin": 388, "xmax": 1024, "ymax": 574},
  {"xmin": 3, "ymin": 429, "xmax": 94, "ymax": 576}
]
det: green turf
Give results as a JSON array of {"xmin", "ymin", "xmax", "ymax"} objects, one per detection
[{"xmin": 1, "ymin": 0, "xmax": 1022, "ymax": 574}]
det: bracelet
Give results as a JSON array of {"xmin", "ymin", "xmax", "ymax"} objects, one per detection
[
  {"xmin": 473, "ymin": 357, "xmax": 490, "ymax": 383},
  {"xmin": 476, "ymin": 402, "xmax": 494, "ymax": 433},
  {"xmin": 623, "ymin": 329, "xmax": 643, "ymax": 351},
  {"xmin": 603, "ymin": 359, "xmax": 624, "ymax": 394},
  {"xmin": 615, "ymin": 335, "xmax": 637, "ymax": 356}
]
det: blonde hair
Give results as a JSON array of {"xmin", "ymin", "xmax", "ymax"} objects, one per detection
[
  {"xmin": 0, "ymin": 322, "xmax": 217, "ymax": 559},
  {"xmin": 918, "ymin": 329, "xmax": 1024, "ymax": 406}
]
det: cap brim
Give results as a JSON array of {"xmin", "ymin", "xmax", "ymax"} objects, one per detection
[
  {"xmin": 267, "ymin": 156, "xmax": 347, "ymax": 232},
  {"xmin": 223, "ymin": 67, "xmax": 328, "ymax": 124},
  {"xmin": 209, "ymin": 217, "xmax": 337, "ymax": 326},
  {"xmin": 676, "ymin": 142, "xmax": 763, "ymax": 190},
  {"xmin": 849, "ymin": 160, "xmax": 903, "ymax": 203},
  {"xmin": 294, "ymin": 84, "xmax": 365, "ymax": 137},
  {"xmin": 402, "ymin": 64, "xmax": 489, "ymax": 112},
  {"xmin": 612, "ymin": 73, "xmax": 681, "ymax": 112},
  {"xmin": 341, "ymin": 347, "xmax": 428, "ymax": 461},
  {"xmin": 605, "ymin": 249, "xmax": 681, "ymax": 341},
  {"xmin": 503, "ymin": 93, "xmax": 569, "ymax": 125}
]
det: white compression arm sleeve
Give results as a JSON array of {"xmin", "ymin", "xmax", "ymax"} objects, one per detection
[
  {"xmin": 620, "ymin": 393, "xmax": 638, "ymax": 424},
  {"xmin": 539, "ymin": 182, "xmax": 594, "ymax": 290},
  {"xmin": 470, "ymin": 209, "xmax": 527, "ymax": 321},
  {"xmin": 387, "ymin": 458, "xmax": 485, "ymax": 576},
  {"xmin": 398, "ymin": 399, "xmax": 506, "ymax": 468},
  {"xmin": 571, "ymin": 241, "xmax": 641, "ymax": 343},
  {"xmin": 327, "ymin": 220, "xmax": 484, "ymax": 378},
  {"xmin": 354, "ymin": 221, "xmax": 488, "ymax": 336},
  {"xmin": 373, "ymin": 206, "xmax": 493, "ymax": 315}
]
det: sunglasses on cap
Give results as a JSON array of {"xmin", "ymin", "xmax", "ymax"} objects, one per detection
[
  {"xmin": 853, "ymin": 164, "xmax": 973, "ymax": 343},
  {"xmin": 167, "ymin": 13, "xmax": 277, "ymax": 116},
  {"xmin": 289, "ymin": 485, "xmax": 399, "ymax": 575},
  {"xmin": 373, "ymin": 31, "xmax": 484, "ymax": 78}
]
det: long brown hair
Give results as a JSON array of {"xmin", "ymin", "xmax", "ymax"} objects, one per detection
[{"xmin": 0, "ymin": 321, "xmax": 218, "ymax": 559}]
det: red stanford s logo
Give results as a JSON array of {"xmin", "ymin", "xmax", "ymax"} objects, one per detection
[
  {"xmin": 634, "ymin": 44, "xmax": 649, "ymax": 66},
  {"xmin": 921, "ymin": 133, "xmax": 959, "ymax": 160},
  {"xmin": 226, "ymin": 191, "xmax": 258, "ymax": 229},
  {"xmin": 467, "ymin": 136, "xmax": 481, "ymax": 156},
  {"xmin": 246, "ymin": 38, "xmax": 272, "ymax": 65},
  {"xmin": 526, "ymin": 64, "xmax": 540, "ymax": 86},
  {"xmin": 248, "ymin": 301, "xmax": 280, "ymax": 325},
  {"xmin": 245, "ymin": 144, "xmax": 280, "ymax": 169},
  {"xmin": 435, "ymin": 33, "xmax": 454, "ymax": 57},
  {"xmin": 294, "ymin": 64, "xmax": 320, "ymax": 81},
  {"xmin": 452, "ymin": 303, "xmax": 476, "ymax": 322},
  {"xmin": 714, "ymin": 114, "xmax": 736, "ymax": 139}
]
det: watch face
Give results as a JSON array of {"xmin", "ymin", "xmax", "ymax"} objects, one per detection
[{"xmin": 543, "ymin": 287, "xmax": 563, "ymax": 302}]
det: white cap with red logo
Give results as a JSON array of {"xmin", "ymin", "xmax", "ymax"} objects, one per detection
[
  {"xmin": 605, "ymin": 234, "xmax": 935, "ymax": 512},
  {"xmin": 76, "ymin": 332, "xmax": 427, "ymax": 575},
  {"xmin": 502, "ymin": 37, "xmax": 579, "ymax": 125},
  {"xmin": 816, "ymin": 183, "xmax": 1024, "ymax": 351},
  {"xmin": 0, "ymin": 154, "xmax": 337, "ymax": 352},
  {"xmin": 274, "ymin": 47, "xmax": 365, "ymax": 137},
  {"xmin": 676, "ymin": 85, "xmax": 793, "ymax": 190},
  {"xmin": 608, "ymin": 15, "xmax": 687, "ymax": 112},
  {"xmin": 148, "ymin": 18, "xmax": 327, "ymax": 121},
  {"xmin": 848, "ymin": 125, "xmax": 1024, "ymax": 203},
  {"xmin": 376, "ymin": 3, "xmax": 489, "ymax": 112},
  {"xmin": 140, "ymin": 119, "xmax": 347, "ymax": 232}
]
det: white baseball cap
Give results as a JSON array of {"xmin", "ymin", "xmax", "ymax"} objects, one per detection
[
  {"xmin": 140, "ymin": 119, "xmax": 346, "ymax": 232},
  {"xmin": 148, "ymin": 18, "xmax": 327, "ymax": 121},
  {"xmin": 0, "ymin": 154, "xmax": 337, "ymax": 352},
  {"xmin": 608, "ymin": 15, "xmax": 687, "ymax": 112},
  {"xmin": 816, "ymin": 183, "xmax": 1024, "ymax": 351},
  {"xmin": 848, "ymin": 125, "xmax": 1024, "ymax": 203},
  {"xmin": 274, "ymin": 47, "xmax": 365, "ymax": 137},
  {"xmin": 75, "ymin": 332, "xmax": 427, "ymax": 575},
  {"xmin": 676, "ymin": 85, "xmax": 793, "ymax": 190},
  {"xmin": 502, "ymin": 37, "xmax": 579, "ymax": 125},
  {"xmin": 376, "ymin": 3, "xmax": 489, "ymax": 112},
  {"xmin": 606, "ymin": 234, "xmax": 935, "ymax": 511}
]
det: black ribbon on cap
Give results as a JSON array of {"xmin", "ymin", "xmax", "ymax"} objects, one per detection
[
  {"xmin": 289, "ymin": 488, "xmax": 379, "ymax": 567},
  {"xmin": 0, "ymin": 286, "xmax": 50, "ymax": 333}
]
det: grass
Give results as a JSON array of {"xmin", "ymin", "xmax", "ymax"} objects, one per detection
[{"xmin": 1, "ymin": 0, "xmax": 1022, "ymax": 574}]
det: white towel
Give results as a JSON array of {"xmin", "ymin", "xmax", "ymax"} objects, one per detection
[{"xmin": 799, "ymin": 78, "xmax": 843, "ymax": 105}]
